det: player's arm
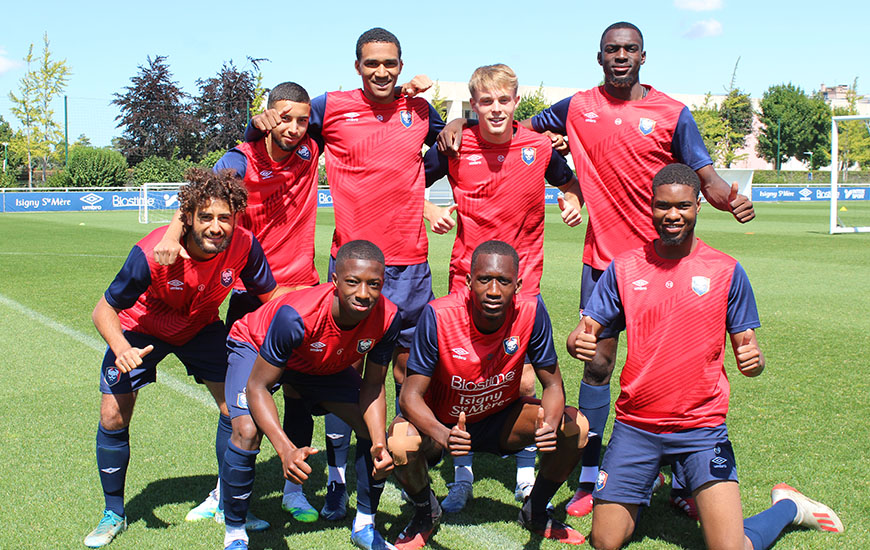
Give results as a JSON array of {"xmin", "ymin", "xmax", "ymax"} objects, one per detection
[
  {"xmin": 566, "ymin": 316, "xmax": 603, "ymax": 362},
  {"xmin": 546, "ymin": 150, "xmax": 583, "ymax": 227},
  {"xmin": 400, "ymin": 372, "xmax": 462, "ymax": 453},
  {"xmin": 567, "ymin": 263, "xmax": 621, "ymax": 360},
  {"xmin": 245, "ymin": 94, "xmax": 325, "ymax": 149},
  {"xmin": 152, "ymin": 210, "xmax": 190, "ymax": 265},
  {"xmin": 730, "ymin": 328, "xmax": 764, "ymax": 377},
  {"xmin": 436, "ymin": 118, "xmax": 468, "ymax": 157},
  {"xmin": 521, "ymin": 97, "xmax": 571, "ymax": 154},
  {"xmin": 533, "ymin": 363, "xmax": 568, "ymax": 452},
  {"xmin": 238, "ymin": 236, "xmax": 279, "ymax": 303},
  {"xmin": 247, "ymin": 354, "xmax": 318, "ymax": 483},
  {"xmin": 397, "ymin": 74, "xmax": 433, "ymax": 97},
  {"xmin": 95, "ymin": 246, "xmax": 154, "ymax": 371},
  {"xmin": 696, "ymin": 165, "xmax": 755, "ymax": 223},
  {"xmin": 92, "ymin": 297, "xmax": 153, "ymax": 373}
]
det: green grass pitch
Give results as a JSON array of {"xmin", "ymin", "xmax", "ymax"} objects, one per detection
[{"xmin": 0, "ymin": 203, "xmax": 867, "ymax": 549}]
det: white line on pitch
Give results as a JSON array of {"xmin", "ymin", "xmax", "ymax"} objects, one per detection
[
  {"xmin": 0, "ymin": 251, "xmax": 128, "ymax": 258},
  {"xmin": 0, "ymin": 292, "xmax": 216, "ymax": 409}
]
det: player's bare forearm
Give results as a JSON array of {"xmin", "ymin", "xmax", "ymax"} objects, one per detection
[
  {"xmin": 360, "ymin": 360, "xmax": 389, "ymax": 448},
  {"xmin": 697, "ymin": 165, "xmax": 756, "ymax": 222},
  {"xmin": 400, "ymin": 373, "xmax": 451, "ymax": 449},
  {"xmin": 248, "ymin": 356, "xmax": 293, "ymax": 451},
  {"xmin": 93, "ymin": 297, "xmax": 133, "ymax": 360},
  {"xmin": 537, "ymin": 364, "xmax": 567, "ymax": 429},
  {"xmin": 153, "ymin": 210, "xmax": 187, "ymax": 265},
  {"xmin": 436, "ymin": 118, "xmax": 467, "ymax": 156}
]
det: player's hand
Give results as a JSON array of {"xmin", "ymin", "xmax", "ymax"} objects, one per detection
[
  {"xmin": 370, "ymin": 442, "xmax": 394, "ymax": 480},
  {"xmin": 398, "ymin": 74, "xmax": 433, "ymax": 97},
  {"xmin": 543, "ymin": 130, "xmax": 569, "ymax": 156},
  {"xmin": 114, "ymin": 344, "xmax": 154, "ymax": 373},
  {"xmin": 447, "ymin": 412, "xmax": 472, "ymax": 456},
  {"xmin": 558, "ymin": 195, "xmax": 583, "ymax": 227},
  {"xmin": 424, "ymin": 203, "xmax": 457, "ymax": 234},
  {"xmin": 728, "ymin": 182, "xmax": 755, "ymax": 223},
  {"xmin": 736, "ymin": 331, "xmax": 764, "ymax": 377},
  {"xmin": 534, "ymin": 407, "xmax": 558, "ymax": 453},
  {"xmin": 251, "ymin": 106, "xmax": 287, "ymax": 133},
  {"xmin": 153, "ymin": 236, "xmax": 189, "ymax": 265},
  {"xmin": 280, "ymin": 446, "xmax": 319, "ymax": 484},
  {"xmin": 437, "ymin": 118, "xmax": 466, "ymax": 157},
  {"xmin": 567, "ymin": 317, "xmax": 597, "ymax": 361}
]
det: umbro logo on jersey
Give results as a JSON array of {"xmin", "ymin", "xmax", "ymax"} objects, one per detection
[
  {"xmin": 259, "ymin": 170, "xmax": 274, "ymax": 178},
  {"xmin": 220, "ymin": 269, "xmax": 234, "ymax": 288},
  {"xmin": 100, "ymin": 467, "xmax": 121, "ymax": 474},
  {"xmin": 692, "ymin": 276, "xmax": 710, "ymax": 296},
  {"xmin": 400, "ymin": 110, "xmax": 413, "ymax": 128},
  {"xmin": 467, "ymin": 154, "xmax": 483, "ymax": 166},
  {"xmin": 310, "ymin": 341, "xmax": 326, "ymax": 352},
  {"xmin": 168, "ymin": 279, "xmax": 184, "ymax": 291},
  {"xmin": 344, "ymin": 112, "xmax": 361, "ymax": 122},
  {"xmin": 451, "ymin": 347, "xmax": 469, "ymax": 360},
  {"xmin": 522, "ymin": 147, "xmax": 536, "ymax": 165},
  {"xmin": 631, "ymin": 279, "xmax": 648, "ymax": 291},
  {"xmin": 296, "ymin": 145, "xmax": 311, "ymax": 161},
  {"xmin": 583, "ymin": 111, "xmax": 598, "ymax": 122},
  {"xmin": 639, "ymin": 118, "xmax": 656, "ymax": 135}
]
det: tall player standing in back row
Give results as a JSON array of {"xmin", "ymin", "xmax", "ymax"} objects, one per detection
[
  {"xmin": 154, "ymin": 82, "xmax": 323, "ymax": 525},
  {"xmin": 247, "ymin": 27, "xmax": 445, "ymax": 523},
  {"xmin": 423, "ymin": 63, "xmax": 584, "ymax": 513},
  {"xmin": 500, "ymin": 21, "xmax": 754, "ymax": 517}
]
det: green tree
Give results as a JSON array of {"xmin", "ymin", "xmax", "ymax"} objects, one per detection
[
  {"xmin": 430, "ymin": 81, "xmax": 448, "ymax": 122},
  {"xmin": 718, "ymin": 89, "xmax": 753, "ymax": 166},
  {"xmin": 832, "ymin": 79, "xmax": 870, "ymax": 180},
  {"xmin": 196, "ymin": 59, "xmax": 260, "ymax": 154},
  {"xmin": 692, "ymin": 94, "xmax": 728, "ymax": 165},
  {"xmin": 64, "ymin": 146, "xmax": 129, "ymax": 187},
  {"xmin": 8, "ymin": 44, "xmax": 39, "ymax": 186},
  {"xmin": 757, "ymin": 83, "xmax": 831, "ymax": 170},
  {"xmin": 514, "ymin": 83, "xmax": 550, "ymax": 122}
]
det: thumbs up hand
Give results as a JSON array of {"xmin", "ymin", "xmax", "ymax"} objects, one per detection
[
  {"xmin": 534, "ymin": 406, "xmax": 557, "ymax": 453},
  {"xmin": 728, "ymin": 181, "xmax": 755, "ymax": 223},
  {"xmin": 735, "ymin": 330, "xmax": 764, "ymax": 377},
  {"xmin": 447, "ymin": 411, "xmax": 472, "ymax": 456},
  {"xmin": 567, "ymin": 316, "xmax": 599, "ymax": 361}
]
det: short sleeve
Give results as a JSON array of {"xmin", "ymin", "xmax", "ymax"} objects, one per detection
[
  {"xmin": 544, "ymin": 150, "xmax": 574, "ymax": 187},
  {"xmin": 726, "ymin": 263, "xmax": 761, "ymax": 334},
  {"xmin": 406, "ymin": 305, "xmax": 439, "ymax": 377},
  {"xmin": 530, "ymin": 96, "xmax": 571, "ymax": 135},
  {"xmin": 528, "ymin": 296, "xmax": 559, "ymax": 368},
  {"xmin": 582, "ymin": 262, "xmax": 624, "ymax": 327},
  {"xmin": 213, "ymin": 149, "xmax": 247, "ymax": 178},
  {"xmin": 671, "ymin": 107, "xmax": 713, "ymax": 171},
  {"xmin": 259, "ymin": 305, "xmax": 306, "ymax": 367},
  {"xmin": 366, "ymin": 312, "xmax": 403, "ymax": 366},
  {"xmin": 104, "ymin": 246, "xmax": 152, "ymax": 310},
  {"xmin": 239, "ymin": 236, "xmax": 277, "ymax": 296},
  {"xmin": 425, "ymin": 103, "xmax": 446, "ymax": 146}
]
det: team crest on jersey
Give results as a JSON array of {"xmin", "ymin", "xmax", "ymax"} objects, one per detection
[
  {"xmin": 503, "ymin": 336, "xmax": 520, "ymax": 355},
  {"xmin": 400, "ymin": 110, "xmax": 413, "ymax": 128},
  {"xmin": 357, "ymin": 339, "xmax": 374, "ymax": 354},
  {"xmin": 105, "ymin": 366, "xmax": 121, "ymax": 387},
  {"xmin": 296, "ymin": 145, "xmax": 311, "ymax": 161},
  {"xmin": 691, "ymin": 276, "xmax": 710, "ymax": 296},
  {"xmin": 220, "ymin": 269, "xmax": 234, "ymax": 288},
  {"xmin": 596, "ymin": 470, "xmax": 608, "ymax": 491},
  {"xmin": 638, "ymin": 118, "xmax": 656, "ymax": 135},
  {"xmin": 521, "ymin": 147, "xmax": 536, "ymax": 165},
  {"xmin": 236, "ymin": 390, "xmax": 248, "ymax": 410}
]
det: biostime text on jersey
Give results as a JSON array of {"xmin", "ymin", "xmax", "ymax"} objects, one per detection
[{"xmin": 450, "ymin": 371, "xmax": 516, "ymax": 416}]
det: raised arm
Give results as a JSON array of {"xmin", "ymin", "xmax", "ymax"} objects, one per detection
[{"xmin": 697, "ymin": 165, "xmax": 755, "ymax": 223}]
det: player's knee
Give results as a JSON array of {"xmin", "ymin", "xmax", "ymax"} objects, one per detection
[
  {"xmin": 583, "ymin": 355, "xmax": 615, "ymax": 385},
  {"xmin": 590, "ymin": 535, "xmax": 625, "ymax": 550},
  {"xmin": 387, "ymin": 420, "xmax": 423, "ymax": 467},
  {"xmin": 100, "ymin": 393, "xmax": 134, "ymax": 430},
  {"xmin": 519, "ymin": 363, "xmax": 536, "ymax": 397},
  {"xmin": 559, "ymin": 407, "xmax": 590, "ymax": 450},
  {"xmin": 232, "ymin": 416, "xmax": 262, "ymax": 450}
]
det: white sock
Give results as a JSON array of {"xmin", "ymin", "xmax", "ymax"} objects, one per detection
[
  {"xmin": 213, "ymin": 478, "xmax": 221, "ymax": 500},
  {"xmin": 224, "ymin": 525, "xmax": 248, "ymax": 546},
  {"xmin": 284, "ymin": 480, "xmax": 302, "ymax": 495},
  {"xmin": 454, "ymin": 464, "xmax": 474, "ymax": 484},
  {"xmin": 328, "ymin": 465, "xmax": 346, "ymax": 485},
  {"xmin": 354, "ymin": 512, "xmax": 374, "ymax": 531},
  {"xmin": 579, "ymin": 466, "xmax": 599, "ymax": 485},
  {"xmin": 516, "ymin": 466, "xmax": 535, "ymax": 486}
]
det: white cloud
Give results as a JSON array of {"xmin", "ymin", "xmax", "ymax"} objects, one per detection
[
  {"xmin": 684, "ymin": 19, "xmax": 723, "ymax": 38},
  {"xmin": 675, "ymin": 0, "xmax": 723, "ymax": 11},
  {"xmin": 0, "ymin": 48, "xmax": 23, "ymax": 75}
]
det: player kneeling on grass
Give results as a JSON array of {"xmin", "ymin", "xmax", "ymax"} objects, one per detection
[
  {"xmin": 568, "ymin": 163, "xmax": 844, "ymax": 550},
  {"xmin": 229, "ymin": 240, "xmax": 400, "ymax": 550},
  {"xmin": 387, "ymin": 240, "xmax": 589, "ymax": 549},
  {"xmin": 86, "ymin": 169, "xmax": 283, "ymax": 548}
]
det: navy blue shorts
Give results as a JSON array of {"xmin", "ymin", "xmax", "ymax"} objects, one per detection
[
  {"xmin": 580, "ymin": 264, "xmax": 624, "ymax": 339},
  {"xmin": 225, "ymin": 338, "xmax": 363, "ymax": 418},
  {"xmin": 329, "ymin": 257, "xmax": 434, "ymax": 349},
  {"xmin": 100, "ymin": 321, "xmax": 228, "ymax": 394},
  {"xmin": 594, "ymin": 420, "xmax": 738, "ymax": 506}
]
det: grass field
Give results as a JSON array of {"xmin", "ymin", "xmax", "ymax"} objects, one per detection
[{"xmin": 0, "ymin": 203, "xmax": 867, "ymax": 550}]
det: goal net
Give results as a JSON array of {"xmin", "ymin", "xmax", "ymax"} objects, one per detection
[
  {"xmin": 138, "ymin": 182, "xmax": 186, "ymax": 224},
  {"xmin": 830, "ymin": 115, "xmax": 870, "ymax": 234}
]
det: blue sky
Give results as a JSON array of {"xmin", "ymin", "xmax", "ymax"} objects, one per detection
[{"xmin": 1, "ymin": 0, "xmax": 866, "ymax": 146}]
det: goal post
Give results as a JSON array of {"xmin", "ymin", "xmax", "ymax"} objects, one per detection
[
  {"xmin": 830, "ymin": 115, "xmax": 870, "ymax": 234},
  {"xmin": 138, "ymin": 182, "xmax": 187, "ymax": 224}
]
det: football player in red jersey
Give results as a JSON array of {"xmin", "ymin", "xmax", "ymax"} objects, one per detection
[
  {"xmin": 568, "ymin": 164, "xmax": 842, "ymax": 550},
  {"xmin": 387, "ymin": 241, "xmax": 589, "ymax": 548},
  {"xmin": 85, "ymin": 169, "xmax": 283, "ymax": 548}
]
